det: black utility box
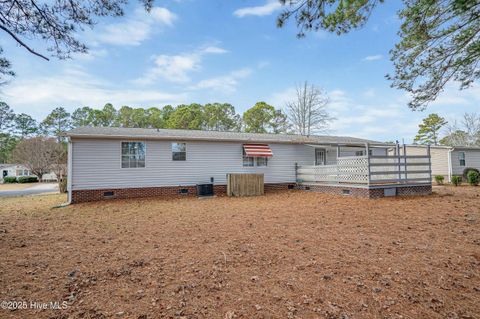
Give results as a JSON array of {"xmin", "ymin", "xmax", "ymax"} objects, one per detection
[{"xmin": 197, "ymin": 183, "xmax": 214, "ymax": 197}]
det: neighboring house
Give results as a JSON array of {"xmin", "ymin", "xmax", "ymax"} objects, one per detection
[
  {"xmin": 1, "ymin": 164, "xmax": 32, "ymax": 182},
  {"xmin": 66, "ymin": 127, "xmax": 432, "ymax": 203},
  {"xmin": 42, "ymin": 171, "xmax": 59, "ymax": 182},
  {"xmin": 0, "ymin": 164, "xmax": 58, "ymax": 183},
  {"xmin": 404, "ymin": 145, "xmax": 480, "ymax": 181}
]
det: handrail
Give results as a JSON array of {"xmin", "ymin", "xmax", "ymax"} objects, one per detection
[
  {"xmin": 296, "ymin": 153, "xmax": 432, "ymax": 186},
  {"xmin": 369, "ymin": 155, "xmax": 430, "ymax": 159}
]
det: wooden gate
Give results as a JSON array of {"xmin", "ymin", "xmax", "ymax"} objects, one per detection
[{"xmin": 227, "ymin": 173, "xmax": 264, "ymax": 196}]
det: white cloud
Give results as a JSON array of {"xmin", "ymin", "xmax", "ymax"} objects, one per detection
[
  {"xmin": 2, "ymin": 67, "xmax": 185, "ymax": 118},
  {"xmin": 233, "ymin": 0, "xmax": 282, "ymax": 17},
  {"xmin": 363, "ymin": 88, "xmax": 376, "ymax": 98},
  {"xmin": 429, "ymin": 83, "xmax": 480, "ymax": 106},
  {"xmin": 149, "ymin": 7, "xmax": 177, "ymax": 26},
  {"xmin": 202, "ymin": 46, "xmax": 228, "ymax": 54},
  {"xmin": 191, "ymin": 68, "xmax": 253, "ymax": 93},
  {"xmin": 96, "ymin": 7, "xmax": 177, "ymax": 46},
  {"xmin": 363, "ymin": 54, "xmax": 383, "ymax": 61},
  {"xmin": 268, "ymin": 87, "xmax": 296, "ymax": 109},
  {"xmin": 72, "ymin": 49, "xmax": 109, "ymax": 61},
  {"xmin": 134, "ymin": 45, "xmax": 228, "ymax": 84}
]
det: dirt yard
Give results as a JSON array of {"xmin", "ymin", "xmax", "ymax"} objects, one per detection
[{"xmin": 0, "ymin": 187, "xmax": 479, "ymax": 319}]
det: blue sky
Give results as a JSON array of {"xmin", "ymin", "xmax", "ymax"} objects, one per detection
[{"xmin": 1, "ymin": 0, "xmax": 479, "ymax": 142}]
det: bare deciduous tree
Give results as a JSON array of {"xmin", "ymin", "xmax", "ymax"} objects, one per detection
[
  {"xmin": 286, "ymin": 82, "xmax": 333, "ymax": 136},
  {"xmin": 12, "ymin": 137, "xmax": 66, "ymax": 180},
  {"xmin": 441, "ymin": 113, "xmax": 480, "ymax": 146},
  {"xmin": 462, "ymin": 113, "xmax": 480, "ymax": 146}
]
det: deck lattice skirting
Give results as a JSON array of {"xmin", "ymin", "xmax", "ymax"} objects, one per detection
[
  {"xmin": 70, "ymin": 183, "xmax": 295, "ymax": 203},
  {"xmin": 295, "ymin": 184, "xmax": 432, "ymax": 198}
]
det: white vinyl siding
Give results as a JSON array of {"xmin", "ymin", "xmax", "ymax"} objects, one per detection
[
  {"xmin": 404, "ymin": 146, "xmax": 480, "ymax": 178},
  {"xmin": 451, "ymin": 149, "xmax": 480, "ymax": 175},
  {"xmin": 71, "ymin": 139, "xmax": 315, "ymax": 190}
]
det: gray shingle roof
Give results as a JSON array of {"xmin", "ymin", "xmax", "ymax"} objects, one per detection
[{"xmin": 66, "ymin": 127, "xmax": 387, "ymax": 146}]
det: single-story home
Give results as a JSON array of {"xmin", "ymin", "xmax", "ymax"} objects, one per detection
[
  {"xmin": 65, "ymin": 127, "xmax": 432, "ymax": 203},
  {"xmin": 1, "ymin": 164, "xmax": 32, "ymax": 181},
  {"xmin": 0, "ymin": 164, "xmax": 58, "ymax": 183},
  {"xmin": 403, "ymin": 145, "xmax": 480, "ymax": 181}
]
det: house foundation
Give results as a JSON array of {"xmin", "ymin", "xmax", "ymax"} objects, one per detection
[
  {"xmin": 295, "ymin": 183, "xmax": 432, "ymax": 198},
  {"xmin": 70, "ymin": 183, "xmax": 295, "ymax": 203}
]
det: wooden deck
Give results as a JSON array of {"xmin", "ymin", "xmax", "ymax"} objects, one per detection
[{"xmin": 296, "ymin": 151, "xmax": 432, "ymax": 187}]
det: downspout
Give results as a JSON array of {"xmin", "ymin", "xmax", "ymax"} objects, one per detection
[
  {"xmin": 447, "ymin": 147, "xmax": 453, "ymax": 183},
  {"xmin": 67, "ymin": 138, "xmax": 73, "ymax": 204}
]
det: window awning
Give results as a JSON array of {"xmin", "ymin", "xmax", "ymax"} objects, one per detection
[{"xmin": 243, "ymin": 144, "xmax": 273, "ymax": 157}]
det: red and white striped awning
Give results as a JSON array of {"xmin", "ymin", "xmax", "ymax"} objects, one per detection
[{"xmin": 243, "ymin": 144, "xmax": 273, "ymax": 157}]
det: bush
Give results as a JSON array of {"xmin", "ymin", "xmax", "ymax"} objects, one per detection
[
  {"xmin": 463, "ymin": 167, "xmax": 479, "ymax": 180},
  {"xmin": 59, "ymin": 178, "xmax": 67, "ymax": 193},
  {"xmin": 17, "ymin": 176, "xmax": 38, "ymax": 183},
  {"xmin": 467, "ymin": 170, "xmax": 479, "ymax": 186},
  {"xmin": 434, "ymin": 175, "xmax": 445, "ymax": 185},
  {"xmin": 3, "ymin": 176, "xmax": 17, "ymax": 183},
  {"xmin": 451, "ymin": 175, "xmax": 462, "ymax": 186}
]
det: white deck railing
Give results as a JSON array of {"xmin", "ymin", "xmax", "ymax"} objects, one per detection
[{"xmin": 296, "ymin": 154, "xmax": 432, "ymax": 185}]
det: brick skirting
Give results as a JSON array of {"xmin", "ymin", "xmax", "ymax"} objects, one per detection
[
  {"xmin": 296, "ymin": 184, "xmax": 432, "ymax": 199},
  {"xmin": 71, "ymin": 183, "xmax": 431, "ymax": 203},
  {"xmin": 71, "ymin": 182, "xmax": 295, "ymax": 203}
]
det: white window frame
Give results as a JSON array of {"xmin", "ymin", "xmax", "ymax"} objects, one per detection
[
  {"xmin": 172, "ymin": 142, "xmax": 187, "ymax": 161},
  {"xmin": 242, "ymin": 150, "xmax": 268, "ymax": 167},
  {"xmin": 256, "ymin": 157, "xmax": 268, "ymax": 167},
  {"xmin": 243, "ymin": 155, "xmax": 254, "ymax": 167},
  {"xmin": 459, "ymin": 151, "xmax": 466, "ymax": 166},
  {"xmin": 121, "ymin": 141, "xmax": 146, "ymax": 168}
]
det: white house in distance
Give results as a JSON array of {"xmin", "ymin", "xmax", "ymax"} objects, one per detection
[
  {"xmin": 0, "ymin": 164, "xmax": 32, "ymax": 182},
  {"xmin": 65, "ymin": 127, "xmax": 433, "ymax": 203},
  {"xmin": 0, "ymin": 164, "xmax": 58, "ymax": 183},
  {"xmin": 403, "ymin": 145, "xmax": 480, "ymax": 181}
]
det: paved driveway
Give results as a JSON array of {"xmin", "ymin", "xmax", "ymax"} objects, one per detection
[{"xmin": 0, "ymin": 183, "xmax": 59, "ymax": 197}]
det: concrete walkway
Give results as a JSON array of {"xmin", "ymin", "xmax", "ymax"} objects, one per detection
[{"xmin": 0, "ymin": 183, "xmax": 59, "ymax": 197}]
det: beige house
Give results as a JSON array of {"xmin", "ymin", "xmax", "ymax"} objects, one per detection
[{"xmin": 404, "ymin": 145, "xmax": 480, "ymax": 180}]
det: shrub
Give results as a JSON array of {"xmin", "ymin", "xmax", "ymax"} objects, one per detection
[
  {"xmin": 59, "ymin": 178, "xmax": 67, "ymax": 193},
  {"xmin": 451, "ymin": 175, "xmax": 462, "ymax": 186},
  {"xmin": 467, "ymin": 170, "xmax": 479, "ymax": 186},
  {"xmin": 434, "ymin": 175, "xmax": 444, "ymax": 185},
  {"xmin": 17, "ymin": 176, "xmax": 38, "ymax": 183},
  {"xmin": 463, "ymin": 167, "xmax": 479, "ymax": 180},
  {"xmin": 3, "ymin": 176, "xmax": 17, "ymax": 183}
]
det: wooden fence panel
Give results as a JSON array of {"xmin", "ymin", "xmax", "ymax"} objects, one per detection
[{"xmin": 227, "ymin": 173, "xmax": 264, "ymax": 197}]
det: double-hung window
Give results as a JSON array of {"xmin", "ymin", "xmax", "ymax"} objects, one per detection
[
  {"xmin": 242, "ymin": 150, "xmax": 254, "ymax": 167},
  {"xmin": 172, "ymin": 143, "xmax": 186, "ymax": 161},
  {"xmin": 243, "ymin": 150, "xmax": 268, "ymax": 167},
  {"xmin": 256, "ymin": 157, "xmax": 268, "ymax": 166},
  {"xmin": 121, "ymin": 142, "xmax": 146, "ymax": 168},
  {"xmin": 459, "ymin": 152, "xmax": 466, "ymax": 166}
]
